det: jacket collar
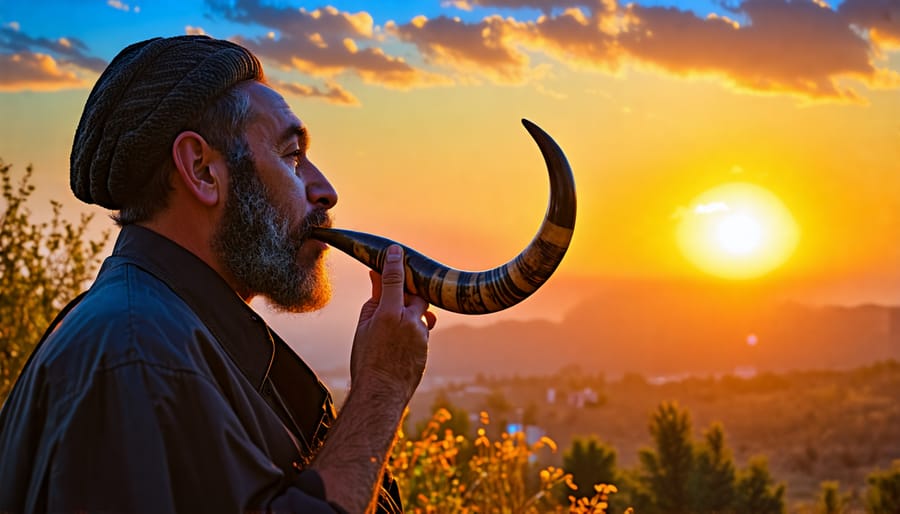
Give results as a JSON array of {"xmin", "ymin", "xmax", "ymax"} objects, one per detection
[{"xmin": 111, "ymin": 224, "xmax": 274, "ymax": 389}]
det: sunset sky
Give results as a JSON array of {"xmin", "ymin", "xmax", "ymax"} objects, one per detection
[{"xmin": 1, "ymin": 0, "xmax": 898, "ymax": 369}]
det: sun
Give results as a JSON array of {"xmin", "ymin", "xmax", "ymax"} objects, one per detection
[
  {"xmin": 676, "ymin": 182, "xmax": 799, "ymax": 280},
  {"xmin": 716, "ymin": 214, "xmax": 762, "ymax": 255}
]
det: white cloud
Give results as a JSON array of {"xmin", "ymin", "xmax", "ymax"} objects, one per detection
[
  {"xmin": 107, "ymin": 0, "xmax": 139, "ymax": 13},
  {"xmin": 695, "ymin": 202, "xmax": 730, "ymax": 215}
]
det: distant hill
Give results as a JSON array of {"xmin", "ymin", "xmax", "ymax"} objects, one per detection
[{"xmin": 427, "ymin": 280, "xmax": 900, "ymax": 378}]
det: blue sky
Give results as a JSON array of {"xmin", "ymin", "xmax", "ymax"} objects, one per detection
[{"xmin": 0, "ymin": 0, "xmax": 845, "ymax": 61}]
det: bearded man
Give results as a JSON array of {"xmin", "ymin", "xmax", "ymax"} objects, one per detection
[{"xmin": 0, "ymin": 35, "xmax": 436, "ymax": 513}]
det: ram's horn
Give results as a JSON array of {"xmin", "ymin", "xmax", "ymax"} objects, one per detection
[{"xmin": 310, "ymin": 119, "xmax": 576, "ymax": 314}]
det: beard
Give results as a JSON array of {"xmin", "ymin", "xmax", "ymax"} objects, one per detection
[{"xmin": 212, "ymin": 148, "xmax": 332, "ymax": 313}]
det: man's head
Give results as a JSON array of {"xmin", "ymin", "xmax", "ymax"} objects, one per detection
[
  {"xmin": 70, "ymin": 35, "xmax": 263, "ymax": 221},
  {"xmin": 211, "ymin": 81, "xmax": 336, "ymax": 313},
  {"xmin": 71, "ymin": 36, "xmax": 337, "ymax": 311}
]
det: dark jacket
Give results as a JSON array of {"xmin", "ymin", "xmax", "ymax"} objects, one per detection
[{"xmin": 0, "ymin": 225, "xmax": 401, "ymax": 513}]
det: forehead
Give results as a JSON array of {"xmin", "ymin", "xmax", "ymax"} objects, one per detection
[{"xmin": 239, "ymin": 81, "xmax": 304, "ymax": 143}]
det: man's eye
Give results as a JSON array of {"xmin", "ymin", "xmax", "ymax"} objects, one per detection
[{"xmin": 288, "ymin": 149, "xmax": 303, "ymax": 165}]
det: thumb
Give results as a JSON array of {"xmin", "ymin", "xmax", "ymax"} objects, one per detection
[{"xmin": 379, "ymin": 245, "xmax": 405, "ymax": 313}]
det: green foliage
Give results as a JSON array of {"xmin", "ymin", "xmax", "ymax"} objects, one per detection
[
  {"xmin": 865, "ymin": 460, "xmax": 900, "ymax": 514},
  {"xmin": 562, "ymin": 436, "xmax": 617, "ymax": 502},
  {"xmin": 483, "ymin": 388, "xmax": 513, "ymax": 438},
  {"xmin": 624, "ymin": 402, "xmax": 787, "ymax": 514},
  {"xmin": 638, "ymin": 401, "xmax": 695, "ymax": 514},
  {"xmin": 689, "ymin": 422, "xmax": 736, "ymax": 514},
  {"xmin": 391, "ymin": 409, "xmax": 624, "ymax": 513},
  {"xmin": 0, "ymin": 160, "xmax": 108, "ymax": 403},
  {"xmin": 733, "ymin": 456, "xmax": 786, "ymax": 514},
  {"xmin": 817, "ymin": 481, "xmax": 849, "ymax": 514},
  {"xmin": 609, "ymin": 468, "xmax": 653, "ymax": 514}
]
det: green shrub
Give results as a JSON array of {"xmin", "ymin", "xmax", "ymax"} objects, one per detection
[{"xmin": 0, "ymin": 160, "xmax": 108, "ymax": 403}]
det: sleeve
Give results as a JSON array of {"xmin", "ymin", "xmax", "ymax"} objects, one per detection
[
  {"xmin": 275, "ymin": 470, "xmax": 351, "ymax": 514},
  {"xmin": 46, "ymin": 360, "xmax": 342, "ymax": 513}
]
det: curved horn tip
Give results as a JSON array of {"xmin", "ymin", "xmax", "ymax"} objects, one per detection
[{"xmin": 520, "ymin": 118, "xmax": 553, "ymax": 139}]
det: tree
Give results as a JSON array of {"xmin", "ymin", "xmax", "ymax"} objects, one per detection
[
  {"xmin": 865, "ymin": 460, "xmax": 900, "ymax": 514},
  {"xmin": 818, "ymin": 481, "xmax": 848, "ymax": 514},
  {"xmin": 483, "ymin": 387, "xmax": 513, "ymax": 437},
  {"xmin": 638, "ymin": 401, "xmax": 695, "ymax": 514},
  {"xmin": 689, "ymin": 422, "xmax": 736, "ymax": 514},
  {"xmin": 562, "ymin": 436, "xmax": 618, "ymax": 502},
  {"xmin": 733, "ymin": 456, "xmax": 786, "ymax": 514},
  {"xmin": 0, "ymin": 160, "xmax": 108, "ymax": 403}
]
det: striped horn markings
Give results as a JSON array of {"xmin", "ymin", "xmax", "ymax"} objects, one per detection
[{"xmin": 310, "ymin": 119, "xmax": 576, "ymax": 314}]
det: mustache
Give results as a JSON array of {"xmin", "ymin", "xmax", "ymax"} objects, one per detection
[{"xmin": 297, "ymin": 209, "xmax": 333, "ymax": 240}]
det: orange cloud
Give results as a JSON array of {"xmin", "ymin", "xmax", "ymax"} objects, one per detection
[
  {"xmin": 1, "ymin": 25, "xmax": 106, "ymax": 73},
  {"xmin": 220, "ymin": 0, "xmax": 447, "ymax": 89},
  {"xmin": 387, "ymin": 15, "xmax": 531, "ymax": 83},
  {"xmin": 388, "ymin": 7, "xmax": 624, "ymax": 83},
  {"xmin": 386, "ymin": 0, "xmax": 899, "ymax": 103},
  {"xmin": 206, "ymin": 0, "xmax": 899, "ymax": 103},
  {"xmin": 839, "ymin": 0, "xmax": 900, "ymax": 49},
  {"xmin": 185, "ymin": 25, "xmax": 206, "ymax": 36},
  {"xmin": 517, "ymin": 7, "xmax": 620, "ymax": 71},
  {"xmin": 457, "ymin": 0, "xmax": 604, "ymax": 11},
  {"xmin": 617, "ymin": 0, "xmax": 881, "ymax": 102},
  {"xmin": 0, "ymin": 52, "xmax": 86, "ymax": 91},
  {"xmin": 269, "ymin": 79, "xmax": 361, "ymax": 106}
]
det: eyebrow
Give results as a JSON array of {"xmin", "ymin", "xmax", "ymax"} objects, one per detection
[{"xmin": 279, "ymin": 124, "xmax": 310, "ymax": 152}]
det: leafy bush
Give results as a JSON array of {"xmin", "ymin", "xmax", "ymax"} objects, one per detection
[
  {"xmin": 865, "ymin": 460, "xmax": 900, "ymax": 514},
  {"xmin": 0, "ymin": 160, "xmax": 108, "ymax": 403},
  {"xmin": 817, "ymin": 480, "xmax": 849, "ymax": 514},
  {"xmin": 390, "ymin": 409, "xmax": 628, "ymax": 513}
]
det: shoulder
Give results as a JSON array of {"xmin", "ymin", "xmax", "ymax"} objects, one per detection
[{"xmin": 35, "ymin": 260, "xmax": 216, "ymax": 383}]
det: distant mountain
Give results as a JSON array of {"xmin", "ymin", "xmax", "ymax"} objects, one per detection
[{"xmin": 427, "ymin": 280, "xmax": 900, "ymax": 378}]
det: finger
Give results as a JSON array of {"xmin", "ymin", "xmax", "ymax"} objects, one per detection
[
  {"xmin": 405, "ymin": 294, "xmax": 435, "ymax": 329},
  {"xmin": 404, "ymin": 293, "xmax": 429, "ymax": 313},
  {"xmin": 423, "ymin": 310, "xmax": 437, "ymax": 330},
  {"xmin": 378, "ymin": 245, "xmax": 405, "ymax": 313},
  {"xmin": 369, "ymin": 269, "xmax": 382, "ymax": 299}
]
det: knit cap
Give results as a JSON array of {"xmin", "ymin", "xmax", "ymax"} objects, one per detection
[{"xmin": 70, "ymin": 35, "xmax": 264, "ymax": 209}]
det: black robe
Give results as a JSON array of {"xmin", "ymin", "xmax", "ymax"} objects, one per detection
[{"xmin": 0, "ymin": 225, "xmax": 401, "ymax": 513}]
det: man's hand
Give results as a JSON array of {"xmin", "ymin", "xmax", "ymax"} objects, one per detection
[
  {"xmin": 351, "ymin": 245, "xmax": 436, "ymax": 401},
  {"xmin": 310, "ymin": 245, "xmax": 436, "ymax": 512}
]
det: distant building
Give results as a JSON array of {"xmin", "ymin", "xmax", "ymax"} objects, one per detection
[
  {"xmin": 567, "ymin": 387, "xmax": 599, "ymax": 408},
  {"xmin": 648, "ymin": 373, "xmax": 691, "ymax": 385},
  {"xmin": 463, "ymin": 385, "xmax": 491, "ymax": 395}
]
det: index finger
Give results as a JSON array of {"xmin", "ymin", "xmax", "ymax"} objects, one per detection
[{"xmin": 378, "ymin": 245, "xmax": 406, "ymax": 313}]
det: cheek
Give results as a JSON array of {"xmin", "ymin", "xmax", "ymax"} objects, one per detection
[{"xmin": 270, "ymin": 172, "xmax": 310, "ymax": 217}]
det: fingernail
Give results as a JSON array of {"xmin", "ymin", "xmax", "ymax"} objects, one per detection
[{"xmin": 386, "ymin": 245, "xmax": 402, "ymax": 263}]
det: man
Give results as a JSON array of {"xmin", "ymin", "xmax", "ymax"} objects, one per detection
[{"xmin": 0, "ymin": 35, "xmax": 436, "ymax": 513}]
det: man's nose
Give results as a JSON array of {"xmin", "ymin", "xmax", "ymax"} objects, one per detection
[{"xmin": 301, "ymin": 159, "xmax": 338, "ymax": 209}]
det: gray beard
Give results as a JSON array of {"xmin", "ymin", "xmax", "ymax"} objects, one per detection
[{"xmin": 212, "ymin": 150, "xmax": 331, "ymax": 313}]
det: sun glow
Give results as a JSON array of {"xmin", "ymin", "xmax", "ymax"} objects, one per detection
[
  {"xmin": 677, "ymin": 183, "xmax": 799, "ymax": 280},
  {"xmin": 716, "ymin": 214, "xmax": 762, "ymax": 255}
]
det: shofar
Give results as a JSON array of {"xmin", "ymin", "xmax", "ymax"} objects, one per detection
[{"xmin": 311, "ymin": 119, "xmax": 576, "ymax": 314}]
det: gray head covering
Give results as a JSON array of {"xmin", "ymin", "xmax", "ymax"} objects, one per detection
[{"xmin": 70, "ymin": 35, "xmax": 264, "ymax": 209}]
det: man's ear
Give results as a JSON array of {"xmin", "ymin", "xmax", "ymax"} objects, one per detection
[{"xmin": 171, "ymin": 131, "xmax": 226, "ymax": 207}]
